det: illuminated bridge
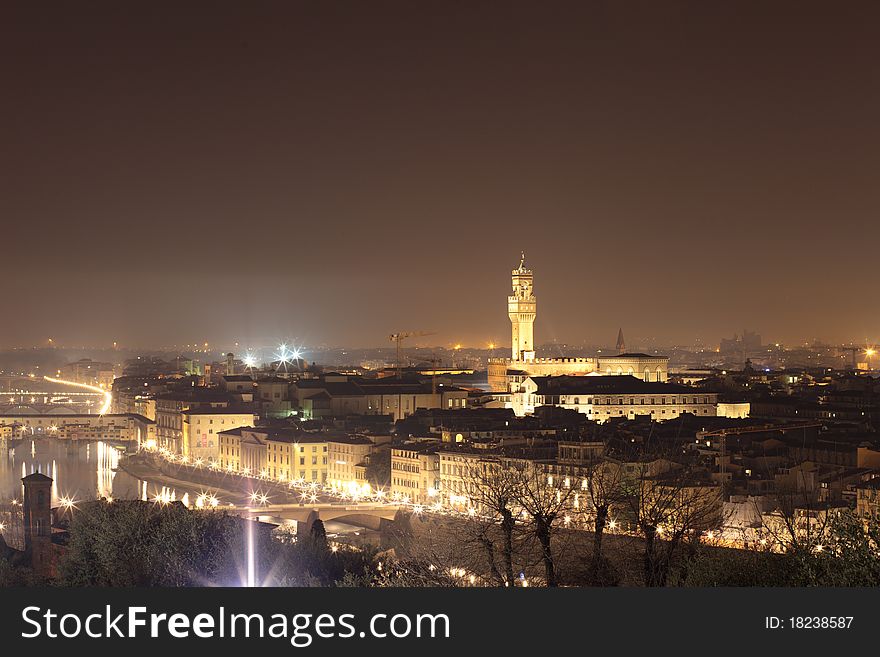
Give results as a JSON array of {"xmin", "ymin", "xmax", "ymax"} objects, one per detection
[{"xmin": 233, "ymin": 502, "xmax": 405, "ymax": 533}]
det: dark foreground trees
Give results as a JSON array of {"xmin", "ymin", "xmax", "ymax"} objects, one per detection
[
  {"xmin": 59, "ymin": 501, "xmax": 263, "ymax": 586},
  {"xmin": 678, "ymin": 511, "xmax": 880, "ymax": 587},
  {"xmin": 8, "ymin": 491, "xmax": 880, "ymax": 588},
  {"xmin": 55, "ymin": 500, "xmax": 377, "ymax": 587},
  {"xmin": 0, "ymin": 558, "xmax": 45, "ymax": 586}
]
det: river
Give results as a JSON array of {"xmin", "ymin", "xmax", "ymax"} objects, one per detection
[{"xmin": 1, "ymin": 438, "xmax": 194, "ymax": 505}]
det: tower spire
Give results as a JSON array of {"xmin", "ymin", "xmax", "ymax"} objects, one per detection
[
  {"xmin": 616, "ymin": 328, "xmax": 626, "ymax": 355},
  {"xmin": 518, "ymin": 250, "xmax": 525, "ymax": 270}
]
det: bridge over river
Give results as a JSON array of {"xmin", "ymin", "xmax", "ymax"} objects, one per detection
[{"xmin": 118, "ymin": 453, "xmax": 408, "ymax": 536}]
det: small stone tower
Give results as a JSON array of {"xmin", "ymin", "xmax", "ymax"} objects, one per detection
[{"xmin": 22, "ymin": 472, "xmax": 53, "ymax": 576}]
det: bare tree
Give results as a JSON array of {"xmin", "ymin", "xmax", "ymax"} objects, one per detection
[
  {"xmin": 578, "ymin": 458, "xmax": 627, "ymax": 585},
  {"xmin": 507, "ymin": 458, "xmax": 578, "ymax": 587},
  {"xmin": 624, "ymin": 455, "xmax": 722, "ymax": 587},
  {"xmin": 461, "ymin": 458, "xmax": 525, "ymax": 586},
  {"xmin": 757, "ymin": 467, "xmax": 836, "ymax": 556}
]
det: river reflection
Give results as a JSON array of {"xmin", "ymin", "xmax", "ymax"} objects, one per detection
[{"xmin": 2, "ymin": 438, "xmax": 156, "ymax": 504}]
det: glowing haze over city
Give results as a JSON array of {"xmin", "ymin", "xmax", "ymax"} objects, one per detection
[{"xmin": 3, "ymin": 2, "xmax": 879, "ymax": 351}]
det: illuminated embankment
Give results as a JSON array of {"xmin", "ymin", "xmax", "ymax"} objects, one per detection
[{"xmin": 43, "ymin": 376, "xmax": 113, "ymax": 415}]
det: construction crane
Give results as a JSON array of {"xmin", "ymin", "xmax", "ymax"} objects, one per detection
[
  {"xmin": 842, "ymin": 344, "xmax": 876, "ymax": 370},
  {"xmin": 842, "ymin": 346, "xmax": 860, "ymax": 370},
  {"xmin": 389, "ymin": 331, "xmax": 436, "ymax": 378}
]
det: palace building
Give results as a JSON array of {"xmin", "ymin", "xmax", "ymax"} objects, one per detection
[
  {"xmin": 488, "ymin": 254, "xmax": 669, "ymax": 394},
  {"xmin": 513, "ymin": 375, "xmax": 718, "ymax": 421}
]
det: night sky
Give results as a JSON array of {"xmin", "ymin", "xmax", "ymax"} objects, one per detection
[{"xmin": 4, "ymin": 1, "xmax": 879, "ymax": 351}]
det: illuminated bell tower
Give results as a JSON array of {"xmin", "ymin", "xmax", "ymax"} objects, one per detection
[{"xmin": 508, "ymin": 252, "xmax": 536, "ymax": 361}]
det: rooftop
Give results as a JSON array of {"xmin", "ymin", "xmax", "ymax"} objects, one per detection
[
  {"xmin": 295, "ymin": 376, "xmax": 465, "ymax": 397},
  {"xmin": 182, "ymin": 407, "xmax": 255, "ymax": 416},
  {"xmin": 155, "ymin": 389, "xmax": 231, "ymax": 403},
  {"xmin": 22, "ymin": 472, "xmax": 53, "ymax": 483},
  {"xmin": 248, "ymin": 426, "xmax": 341, "ymax": 444},
  {"xmin": 325, "ymin": 435, "xmax": 374, "ymax": 446},
  {"xmin": 529, "ymin": 374, "xmax": 703, "ymax": 395}
]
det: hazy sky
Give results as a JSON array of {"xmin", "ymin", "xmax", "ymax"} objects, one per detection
[{"xmin": 4, "ymin": 1, "xmax": 879, "ymax": 351}]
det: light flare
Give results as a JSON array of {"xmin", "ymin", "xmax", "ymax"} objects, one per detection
[{"xmin": 43, "ymin": 376, "xmax": 112, "ymax": 415}]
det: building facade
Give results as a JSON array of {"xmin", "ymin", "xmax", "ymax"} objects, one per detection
[
  {"xmin": 181, "ymin": 408, "xmax": 256, "ymax": 461},
  {"xmin": 438, "ymin": 447, "xmax": 484, "ymax": 504},
  {"xmin": 391, "ymin": 444, "xmax": 441, "ymax": 504},
  {"xmin": 293, "ymin": 375, "xmax": 468, "ymax": 421},
  {"xmin": 515, "ymin": 375, "xmax": 718, "ymax": 421},
  {"xmin": 327, "ymin": 436, "xmax": 375, "ymax": 493},
  {"xmin": 217, "ymin": 427, "xmax": 269, "ymax": 475},
  {"xmin": 217, "ymin": 426, "xmax": 330, "ymax": 482},
  {"xmin": 154, "ymin": 390, "xmax": 233, "ymax": 453}
]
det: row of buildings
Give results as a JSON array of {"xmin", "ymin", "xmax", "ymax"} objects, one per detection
[
  {"xmin": 110, "ymin": 370, "xmax": 473, "ymax": 459},
  {"xmin": 215, "ymin": 426, "xmax": 383, "ymax": 490},
  {"xmin": 386, "ymin": 409, "xmax": 880, "ymax": 546}
]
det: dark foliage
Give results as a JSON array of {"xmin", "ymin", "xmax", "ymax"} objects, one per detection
[
  {"xmin": 58, "ymin": 502, "xmax": 262, "ymax": 586},
  {"xmin": 677, "ymin": 512, "xmax": 880, "ymax": 587}
]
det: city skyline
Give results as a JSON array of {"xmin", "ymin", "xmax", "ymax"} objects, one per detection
[{"xmin": 1, "ymin": 249, "xmax": 877, "ymax": 353}]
